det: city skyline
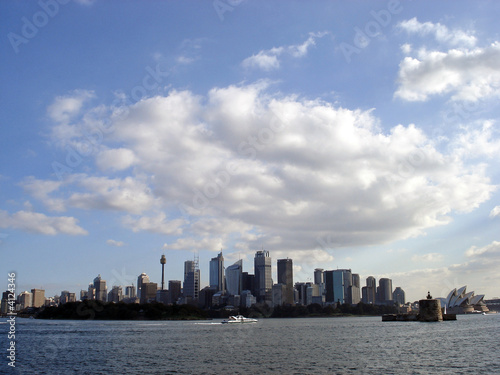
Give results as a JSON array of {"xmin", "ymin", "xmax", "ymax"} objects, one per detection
[{"xmin": 1, "ymin": 2, "xmax": 500, "ymax": 304}]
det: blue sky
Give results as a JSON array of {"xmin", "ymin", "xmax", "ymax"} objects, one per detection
[{"xmin": 1, "ymin": 0, "xmax": 500, "ymax": 302}]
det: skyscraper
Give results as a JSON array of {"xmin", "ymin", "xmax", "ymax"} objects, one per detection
[
  {"xmin": 140, "ymin": 282, "xmax": 158, "ymax": 304},
  {"xmin": 183, "ymin": 259, "xmax": 200, "ymax": 301},
  {"xmin": 169, "ymin": 280, "xmax": 181, "ymax": 304},
  {"xmin": 125, "ymin": 285, "xmax": 136, "ymax": 299},
  {"xmin": 225, "ymin": 260, "xmax": 242, "ymax": 296},
  {"xmin": 254, "ymin": 250, "xmax": 272, "ymax": 302},
  {"xmin": 93, "ymin": 275, "xmax": 107, "ymax": 302},
  {"xmin": 331, "ymin": 269, "xmax": 352, "ymax": 305},
  {"xmin": 393, "ymin": 286, "xmax": 406, "ymax": 305},
  {"xmin": 31, "ymin": 288, "xmax": 45, "ymax": 308},
  {"xmin": 351, "ymin": 273, "xmax": 361, "ymax": 304},
  {"xmin": 324, "ymin": 270, "xmax": 335, "ymax": 303},
  {"xmin": 314, "ymin": 268, "xmax": 324, "ymax": 285},
  {"xmin": 137, "ymin": 273, "xmax": 150, "ymax": 301},
  {"xmin": 209, "ymin": 251, "xmax": 225, "ymax": 292},
  {"xmin": 378, "ymin": 278, "xmax": 393, "ymax": 305},
  {"xmin": 362, "ymin": 276, "xmax": 376, "ymax": 304},
  {"xmin": 277, "ymin": 258, "xmax": 294, "ymax": 305}
]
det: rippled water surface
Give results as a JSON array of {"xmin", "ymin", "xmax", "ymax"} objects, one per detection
[{"xmin": 1, "ymin": 314, "xmax": 499, "ymax": 374}]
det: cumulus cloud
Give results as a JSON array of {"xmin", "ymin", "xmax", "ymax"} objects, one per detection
[
  {"xmin": 242, "ymin": 32, "xmax": 327, "ymax": 71},
  {"xmin": 395, "ymin": 42, "xmax": 500, "ymax": 102},
  {"xmin": 398, "ymin": 17, "xmax": 477, "ymax": 47},
  {"xmin": 490, "ymin": 206, "xmax": 500, "ymax": 218},
  {"xmin": 39, "ymin": 83, "xmax": 496, "ymax": 253},
  {"xmin": 0, "ymin": 209, "xmax": 87, "ymax": 236}
]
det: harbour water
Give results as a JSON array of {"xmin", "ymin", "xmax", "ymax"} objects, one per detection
[{"xmin": 1, "ymin": 314, "xmax": 499, "ymax": 374}]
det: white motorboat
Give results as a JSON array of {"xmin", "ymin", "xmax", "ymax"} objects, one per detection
[{"xmin": 221, "ymin": 315, "xmax": 258, "ymax": 324}]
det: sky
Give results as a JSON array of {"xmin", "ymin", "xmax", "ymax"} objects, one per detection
[{"xmin": 1, "ymin": 0, "xmax": 500, "ymax": 303}]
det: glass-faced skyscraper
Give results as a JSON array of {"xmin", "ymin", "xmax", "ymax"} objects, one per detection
[
  {"xmin": 277, "ymin": 258, "xmax": 294, "ymax": 305},
  {"xmin": 254, "ymin": 250, "xmax": 272, "ymax": 302},
  {"xmin": 183, "ymin": 260, "xmax": 200, "ymax": 300},
  {"xmin": 94, "ymin": 274, "xmax": 107, "ymax": 302},
  {"xmin": 209, "ymin": 251, "xmax": 225, "ymax": 292},
  {"xmin": 225, "ymin": 260, "xmax": 242, "ymax": 296}
]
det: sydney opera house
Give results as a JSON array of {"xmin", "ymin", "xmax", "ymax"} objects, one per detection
[{"xmin": 438, "ymin": 286, "xmax": 489, "ymax": 314}]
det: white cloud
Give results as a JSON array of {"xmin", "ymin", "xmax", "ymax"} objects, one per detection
[
  {"xmin": 41, "ymin": 83, "xmax": 496, "ymax": 252},
  {"xmin": 21, "ymin": 176, "xmax": 65, "ymax": 212},
  {"xmin": 67, "ymin": 176, "xmax": 158, "ymax": 214},
  {"xmin": 242, "ymin": 32, "xmax": 327, "ymax": 71},
  {"xmin": 452, "ymin": 121, "xmax": 500, "ymax": 158},
  {"xmin": 395, "ymin": 42, "xmax": 500, "ymax": 102},
  {"xmin": 47, "ymin": 90, "xmax": 94, "ymax": 123},
  {"xmin": 96, "ymin": 148, "xmax": 138, "ymax": 171},
  {"xmin": 490, "ymin": 206, "xmax": 500, "ymax": 218},
  {"xmin": 106, "ymin": 239, "xmax": 125, "ymax": 247},
  {"xmin": 0, "ymin": 210, "xmax": 87, "ymax": 236},
  {"xmin": 398, "ymin": 17, "xmax": 476, "ymax": 47},
  {"xmin": 123, "ymin": 212, "xmax": 185, "ymax": 235}
]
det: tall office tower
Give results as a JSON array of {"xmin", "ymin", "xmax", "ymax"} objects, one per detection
[
  {"xmin": 169, "ymin": 280, "xmax": 182, "ymax": 304},
  {"xmin": 141, "ymin": 283, "xmax": 158, "ymax": 304},
  {"xmin": 272, "ymin": 283, "xmax": 286, "ymax": 307},
  {"xmin": 125, "ymin": 285, "xmax": 136, "ymax": 299},
  {"xmin": 31, "ymin": 288, "xmax": 45, "ymax": 308},
  {"xmin": 60, "ymin": 290, "xmax": 70, "ymax": 304},
  {"xmin": 242, "ymin": 272, "xmax": 255, "ymax": 293},
  {"xmin": 324, "ymin": 270, "xmax": 334, "ymax": 303},
  {"xmin": 88, "ymin": 284, "xmax": 96, "ymax": 300},
  {"xmin": 94, "ymin": 275, "xmax": 107, "ymax": 302},
  {"xmin": 378, "ymin": 278, "xmax": 393, "ymax": 305},
  {"xmin": 18, "ymin": 291, "xmax": 32, "ymax": 309},
  {"xmin": 363, "ymin": 276, "xmax": 376, "ymax": 304},
  {"xmin": 160, "ymin": 254, "xmax": 166, "ymax": 290},
  {"xmin": 254, "ymin": 250, "xmax": 272, "ymax": 302},
  {"xmin": 332, "ymin": 269, "xmax": 353, "ymax": 305},
  {"xmin": 183, "ymin": 259, "xmax": 200, "ymax": 300},
  {"xmin": 137, "ymin": 273, "xmax": 150, "ymax": 301},
  {"xmin": 225, "ymin": 260, "xmax": 243, "ymax": 296},
  {"xmin": 351, "ymin": 274, "xmax": 361, "ymax": 304},
  {"xmin": 1, "ymin": 291, "xmax": 10, "ymax": 314},
  {"xmin": 209, "ymin": 251, "xmax": 225, "ymax": 292},
  {"xmin": 108, "ymin": 286, "xmax": 123, "ymax": 303},
  {"xmin": 277, "ymin": 258, "xmax": 294, "ymax": 305},
  {"xmin": 314, "ymin": 268, "xmax": 324, "ymax": 285},
  {"xmin": 393, "ymin": 286, "xmax": 406, "ymax": 306}
]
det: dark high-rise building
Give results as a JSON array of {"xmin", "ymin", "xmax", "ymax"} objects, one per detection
[
  {"xmin": 362, "ymin": 276, "xmax": 376, "ymax": 304},
  {"xmin": 277, "ymin": 258, "xmax": 294, "ymax": 305},
  {"xmin": 125, "ymin": 285, "xmax": 136, "ymax": 299},
  {"xmin": 254, "ymin": 250, "xmax": 272, "ymax": 302},
  {"xmin": 209, "ymin": 251, "xmax": 225, "ymax": 293},
  {"xmin": 225, "ymin": 260, "xmax": 243, "ymax": 296},
  {"xmin": 393, "ymin": 286, "xmax": 406, "ymax": 305},
  {"xmin": 183, "ymin": 260, "xmax": 200, "ymax": 301},
  {"xmin": 169, "ymin": 280, "xmax": 182, "ymax": 304},
  {"xmin": 324, "ymin": 270, "xmax": 335, "ymax": 303},
  {"xmin": 94, "ymin": 275, "xmax": 107, "ymax": 302},
  {"xmin": 242, "ymin": 272, "xmax": 255, "ymax": 293},
  {"xmin": 378, "ymin": 278, "xmax": 393, "ymax": 305},
  {"xmin": 141, "ymin": 282, "xmax": 157, "ymax": 304}
]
